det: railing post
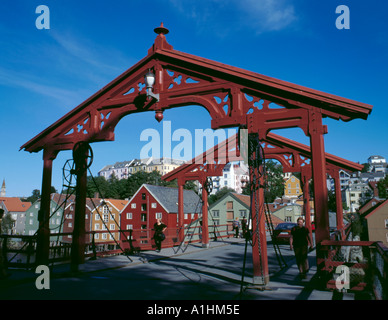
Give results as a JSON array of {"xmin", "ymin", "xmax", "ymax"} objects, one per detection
[{"xmin": 1, "ymin": 236, "xmax": 8, "ymax": 277}]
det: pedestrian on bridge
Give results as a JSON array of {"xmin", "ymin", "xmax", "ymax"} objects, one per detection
[
  {"xmin": 153, "ymin": 218, "xmax": 167, "ymax": 252},
  {"xmin": 232, "ymin": 217, "xmax": 240, "ymax": 238},
  {"xmin": 290, "ymin": 217, "xmax": 313, "ymax": 279}
]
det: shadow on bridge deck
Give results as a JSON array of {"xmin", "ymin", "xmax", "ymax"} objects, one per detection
[{"xmin": 0, "ymin": 237, "xmax": 357, "ymax": 301}]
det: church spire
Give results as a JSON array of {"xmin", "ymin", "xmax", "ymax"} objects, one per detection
[{"xmin": 1, "ymin": 179, "xmax": 5, "ymax": 197}]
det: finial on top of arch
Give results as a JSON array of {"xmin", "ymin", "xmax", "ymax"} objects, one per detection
[
  {"xmin": 148, "ymin": 22, "xmax": 173, "ymax": 54},
  {"xmin": 154, "ymin": 22, "xmax": 169, "ymax": 36}
]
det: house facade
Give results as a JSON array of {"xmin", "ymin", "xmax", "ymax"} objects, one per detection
[
  {"xmin": 57, "ymin": 194, "xmax": 97, "ymax": 244},
  {"xmin": 24, "ymin": 198, "xmax": 64, "ymax": 241},
  {"xmin": 98, "ymin": 157, "xmax": 185, "ymax": 180},
  {"xmin": 271, "ymin": 203, "xmax": 303, "ymax": 223},
  {"xmin": 210, "ymin": 162, "xmax": 249, "ymax": 195},
  {"xmin": 120, "ymin": 184, "xmax": 201, "ymax": 249},
  {"xmin": 361, "ymin": 199, "xmax": 388, "ymax": 247},
  {"xmin": 90, "ymin": 199, "xmax": 128, "ymax": 244},
  {"xmin": 208, "ymin": 192, "xmax": 285, "ymax": 234},
  {"xmin": 284, "ymin": 175, "xmax": 302, "ymax": 199},
  {"xmin": 0, "ymin": 197, "xmax": 31, "ymax": 235}
]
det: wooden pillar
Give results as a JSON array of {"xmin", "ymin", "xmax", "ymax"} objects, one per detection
[
  {"xmin": 309, "ymin": 110, "xmax": 330, "ymax": 245},
  {"xmin": 301, "ymin": 166, "xmax": 313, "ymax": 238},
  {"xmin": 308, "ymin": 110, "xmax": 329, "ymax": 274},
  {"xmin": 36, "ymin": 148, "xmax": 56, "ymax": 266},
  {"xmin": 250, "ymin": 173, "xmax": 269, "ymax": 285},
  {"xmin": 178, "ymin": 178, "xmax": 185, "ymax": 243},
  {"xmin": 333, "ymin": 169, "xmax": 345, "ymax": 237},
  {"xmin": 201, "ymin": 179, "xmax": 209, "ymax": 248},
  {"xmin": 70, "ymin": 142, "xmax": 89, "ymax": 272},
  {"xmin": 248, "ymin": 134, "xmax": 269, "ymax": 286}
]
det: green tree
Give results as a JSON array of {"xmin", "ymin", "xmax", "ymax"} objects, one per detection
[
  {"xmin": 208, "ymin": 187, "xmax": 235, "ymax": 205},
  {"xmin": 26, "ymin": 189, "xmax": 41, "ymax": 203},
  {"xmin": 377, "ymin": 175, "xmax": 388, "ymax": 199},
  {"xmin": 242, "ymin": 160, "xmax": 284, "ymax": 203}
]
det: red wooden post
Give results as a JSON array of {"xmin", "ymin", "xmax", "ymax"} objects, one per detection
[
  {"xmin": 36, "ymin": 149, "xmax": 56, "ymax": 266},
  {"xmin": 301, "ymin": 167, "xmax": 313, "ymax": 237},
  {"xmin": 70, "ymin": 142, "xmax": 89, "ymax": 272},
  {"xmin": 308, "ymin": 111, "xmax": 330, "ymax": 275},
  {"xmin": 178, "ymin": 178, "xmax": 184, "ymax": 243},
  {"xmin": 309, "ymin": 111, "xmax": 330, "ymax": 245},
  {"xmin": 201, "ymin": 179, "xmax": 209, "ymax": 248},
  {"xmin": 333, "ymin": 169, "xmax": 345, "ymax": 237},
  {"xmin": 250, "ymin": 172, "xmax": 269, "ymax": 285}
]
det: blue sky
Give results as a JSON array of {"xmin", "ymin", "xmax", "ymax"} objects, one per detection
[{"xmin": 1, "ymin": 0, "xmax": 387, "ymax": 197}]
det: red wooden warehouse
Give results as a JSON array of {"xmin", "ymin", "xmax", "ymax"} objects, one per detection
[{"xmin": 120, "ymin": 184, "xmax": 201, "ymax": 251}]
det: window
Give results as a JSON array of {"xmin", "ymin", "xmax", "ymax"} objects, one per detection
[
  {"xmin": 131, "ymin": 203, "xmax": 136, "ymax": 209},
  {"xmin": 102, "ymin": 233, "xmax": 107, "ymax": 240},
  {"xmin": 68, "ymin": 222, "xmax": 72, "ymax": 228},
  {"xmin": 156, "ymin": 212, "xmax": 162, "ymax": 219},
  {"xmin": 126, "ymin": 224, "xmax": 133, "ymax": 230},
  {"xmin": 385, "ymin": 219, "xmax": 388, "ymax": 229},
  {"xmin": 95, "ymin": 214, "xmax": 100, "ymax": 220},
  {"xmin": 142, "ymin": 193, "xmax": 146, "ymax": 200},
  {"xmin": 227, "ymin": 201, "xmax": 233, "ymax": 210},
  {"xmin": 103, "ymin": 215, "xmax": 109, "ymax": 223},
  {"xmin": 110, "ymin": 224, "xmax": 115, "ymax": 230},
  {"xmin": 95, "ymin": 224, "xmax": 100, "ymax": 230},
  {"xmin": 239, "ymin": 210, "xmax": 246, "ymax": 218},
  {"xmin": 141, "ymin": 213, "xmax": 147, "ymax": 222},
  {"xmin": 151, "ymin": 203, "xmax": 157, "ymax": 208},
  {"xmin": 141, "ymin": 203, "xmax": 147, "ymax": 211},
  {"xmin": 212, "ymin": 210, "xmax": 220, "ymax": 218},
  {"xmin": 126, "ymin": 212, "xmax": 133, "ymax": 219}
]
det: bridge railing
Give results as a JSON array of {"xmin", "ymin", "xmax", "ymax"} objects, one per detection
[
  {"xmin": 319, "ymin": 223, "xmax": 388, "ymax": 300},
  {"xmin": 0, "ymin": 223, "xmax": 233, "ymax": 268}
]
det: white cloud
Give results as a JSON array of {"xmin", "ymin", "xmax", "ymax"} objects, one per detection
[{"xmin": 168, "ymin": 0, "xmax": 297, "ymax": 34}]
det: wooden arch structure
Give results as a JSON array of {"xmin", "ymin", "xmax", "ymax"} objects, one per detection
[{"xmin": 21, "ymin": 24, "xmax": 372, "ymax": 279}]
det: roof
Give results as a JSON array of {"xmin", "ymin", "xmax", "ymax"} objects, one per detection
[
  {"xmin": 0, "ymin": 197, "xmax": 31, "ymax": 212},
  {"xmin": 20, "ymin": 26, "xmax": 372, "ymax": 154},
  {"xmin": 103, "ymin": 199, "xmax": 129, "ymax": 212},
  {"xmin": 141, "ymin": 184, "xmax": 201, "ymax": 214},
  {"xmin": 361, "ymin": 199, "xmax": 388, "ymax": 220}
]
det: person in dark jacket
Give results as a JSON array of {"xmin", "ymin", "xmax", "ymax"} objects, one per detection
[
  {"xmin": 153, "ymin": 218, "xmax": 167, "ymax": 252},
  {"xmin": 290, "ymin": 217, "xmax": 313, "ymax": 278}
]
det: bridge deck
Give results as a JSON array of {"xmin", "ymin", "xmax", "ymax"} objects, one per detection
[{"xmin": 0, "ymin": 237, "xmax": 358, "ymax": 301}]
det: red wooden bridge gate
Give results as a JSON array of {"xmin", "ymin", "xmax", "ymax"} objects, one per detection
[{"xmin": 21, "ymin": 24, "xmax": 372, "ymax": 284}]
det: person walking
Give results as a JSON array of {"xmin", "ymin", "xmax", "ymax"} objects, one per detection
[
  {"xmin": 153, "ymin": 218, "xmax": 167, "ymax": 252},
  {"xmin": 241, "ymin": 217, "xmax": 248, "ymax": 239},
  {"xmin": 290, "ymin": 217, "xmax": 313, "ymax": 278},
  {"xmin": 232, "ymin": 217, "xmax": 240, "ymax": 238}
]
